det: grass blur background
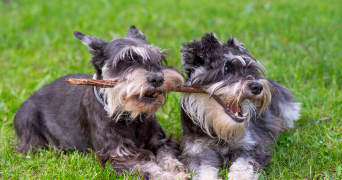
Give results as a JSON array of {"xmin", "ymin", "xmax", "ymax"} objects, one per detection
[{"xmin": 0, "ymin": 0, "xmax": 341, "ymax": 179}]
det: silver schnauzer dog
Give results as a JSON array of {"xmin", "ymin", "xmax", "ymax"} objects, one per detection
[
  {"xmin": 179, "ymin": 33, "xmax": 301, "ymax": 180},
  {"xmin": 14, "ymin": 26, "xmax": 188, "ymax": 180}
]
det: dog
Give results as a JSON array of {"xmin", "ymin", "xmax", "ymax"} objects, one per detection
[
  {"xmin": 179, "ymin": 33, "xmax": 301, "ymax": 180},
  {"xmin": 13, "ymin": 26, "xmax": 188, "ymax": 180}
]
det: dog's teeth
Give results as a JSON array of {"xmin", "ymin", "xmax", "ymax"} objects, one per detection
[
  {"xmin": 243, "ymin": 113, "xmax": 248, "ymax": 117},
  {"xmin": 152, "ymin": 93, "xmax": 158, "ymax": 97},
  {"xmin": 234, "ymin": 112, "xmax": 239, "ymax": 117},
  {"xmin": 237, "ymin": 116, "xmax": 246, "ymax": 120}
]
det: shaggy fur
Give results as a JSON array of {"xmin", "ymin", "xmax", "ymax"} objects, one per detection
[
  {"xmin": 13, "ymin": 26, "xmax": 187, "ymax": 180},
  {"xmin": 179, "ymin": 33, "xmax": 301, "ymax": 180}
]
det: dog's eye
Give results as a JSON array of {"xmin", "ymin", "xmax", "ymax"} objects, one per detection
[
  {"xmin": 224, "ymin": 65, "xmax": 230, "ymax": 72},
  {"xmin": 124, "ymin": 54, "xmax": 133, "ymax": 61}
]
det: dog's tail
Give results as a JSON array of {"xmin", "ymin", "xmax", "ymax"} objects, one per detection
[
  {"xmin": 268, "ymin": 79, "xmax": 301, "ymax": 128},
  {"xmin": 13, "ymin": 100, "xmax": 48, "ymax": 153}
]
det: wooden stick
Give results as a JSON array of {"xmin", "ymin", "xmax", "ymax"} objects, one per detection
[
  {"xmin": 65, "ymin": 78, "xmax": 207, "ymax": 93},
  {"xmin": 66, "ymin": 78, "xmax": 118, "ymax": 88}
]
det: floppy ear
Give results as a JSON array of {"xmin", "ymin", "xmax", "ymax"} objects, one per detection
[
  {"xmin": 73, "ymin": 31, "xmax": 107, "ymax": 56},
  {"xmin": 126, "ymin": 25, "xmax": 148, "ymax": 42}
]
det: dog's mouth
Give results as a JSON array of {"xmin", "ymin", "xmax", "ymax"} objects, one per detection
[
  {"xmin": 212, "ymin": 95, "xmax": 248, "ymax": 123},
  {"xmin": 137, "ymin": 91, "xmax": 165, "ymax": 103}
]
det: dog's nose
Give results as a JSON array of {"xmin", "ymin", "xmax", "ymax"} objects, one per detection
[
  {"xmin": 249, "ymin": 82, "xmax": 263, "ymax": 95},
  {"xmin": 148, "ymin": 73, "xmax": 164, "ymax": 88}
]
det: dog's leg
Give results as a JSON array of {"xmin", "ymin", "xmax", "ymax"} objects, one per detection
[
  {"xmin": 144, "ymin": 119, "xmax": 188, "ymax": 179},
  {"xmin": 180, "ymin": 137, "xmax": 223, "ymax": 180},
  {"xmin": 227, "ymin": 157, "xmax": 260, "ymax": 180},
  {"xmin": 156, "ymin": 145, "xmax": 189, "ymax": 180},
  {"xmin": 134, "ymin": 161, "xmax": 177, "ymax": 180},
  {"xmin": 101, "ymin": 139, "xmax": 183, "ymax": 180},
  {"xmin": 13, "ymin": 101, "xmax": 48, "ymax": 153},
  {"xmin": 156, "ymin": 139, "xmax": 186, "ymax": 173},
  {"xmin": 91, "ymin": 125, "xmax": 178, "ymax": 179},
  {"xmin": 191, "ymin": 163, "xmax": 220, "ymax": 180}
]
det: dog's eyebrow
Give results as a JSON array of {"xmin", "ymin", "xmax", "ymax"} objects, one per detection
[
  {"xmin": 120, "ymin": 46, "xmax": 151, "ymax": 62},
  {"xmin": 113, "ymin": 46, "xmax": 164, "ymax": 67},
  {"xmin": 223, "ymin": 53, "xmax": 246, "ymax": 66},
  {"xmin": 255, "ymin": 60, "xmax": 267, "ymax": 73}
]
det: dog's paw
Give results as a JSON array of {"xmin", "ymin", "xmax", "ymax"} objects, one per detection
[
  {"xmin": 160, "ymin": 158, "xmax": 187, "ymax": 173},
  {"xmin": 228, "ymin": 157, "xmax": 259, "ymax": 180},
  {"xmin": 150, "ymin": 171, "xmax": 174, "ymax": 180},
  {"xmin": 174, "ymin": 172, "xmax": 190, "ymax": 180},
  {"xmin": 227, "ymin": 171, "xmax": 259, "ymax": 180},
  {"xmin": 157, "ymin": 153, "xmax": 187, "ymax": 173},
  {"xmin": 151, "ymin": 171, "xmax": 190, "ymax": 180},
  {"xmin": 171, "ymin": 172, "xmax": 190, "ymax": 180},
  {"xmin": 166, "ymin": 160, "xmax": 187, "ymax": 173}
]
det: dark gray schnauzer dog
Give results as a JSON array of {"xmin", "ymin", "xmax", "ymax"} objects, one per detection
[
  {"xmin": 179, "ymin": 33, "xmax": 301, "ymax": 180},
  {"xmin": 14, "ymin": 26, "xmax": 188, "ymax": 179}
]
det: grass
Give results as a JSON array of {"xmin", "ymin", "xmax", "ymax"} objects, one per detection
[{"xmin": 0, "ymin": 0, "xmax": 341, "ymax": 179}]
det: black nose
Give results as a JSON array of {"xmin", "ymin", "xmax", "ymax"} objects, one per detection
[
  {"xmin": 249, "ymin": 82, "xmax": 263, "ymax": 95},
  {"xmin": 147, "ymin": 73, "xmax": 164, "ymax": 88}
]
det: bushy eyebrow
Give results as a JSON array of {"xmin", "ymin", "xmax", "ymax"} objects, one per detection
[
  {"xmin": 111, "ymin": 45, "xmax": 167, "ymax": 67},
  {"xmin": 223, "ymin": 52, "xmax": 248, "ymax": 66}
]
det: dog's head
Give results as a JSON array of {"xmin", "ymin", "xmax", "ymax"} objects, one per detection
[
  {"xmin": 181, "ymin": 33, "xmax": 272, "ymax": 142},
  {"xmin": 74, "ymin": 26, "xmax": 184, "ymax": 120}
]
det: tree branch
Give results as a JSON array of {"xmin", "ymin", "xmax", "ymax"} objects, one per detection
[{"xmin": 65, "ymin": 78, "xmax": 207, "ymax": 93}]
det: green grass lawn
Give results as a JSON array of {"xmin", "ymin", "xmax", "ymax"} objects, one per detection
[{"xmin": 1, "ymin": 0, "xmax": 341, "ymax": 179}]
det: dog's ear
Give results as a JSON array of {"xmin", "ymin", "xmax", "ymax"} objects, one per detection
[
  {"xmin": 199, "ymin": 33, "xmax": 222, "ymax": 61},
  {"xmin": 181, "ymin": 40, "xmax": 205, "ymax": 78},
  {"xmin": 200, "ymin": 33, "xmax": 221, "ymax": 52},
  {"xmin": 126, "ymin": 25, "xmax": 148, "ymax": 42},
  {"xmin": 74, "ymin": 31, "xmax": 107, "ymax": 79},
  {"xmin": 181, "ymin": 33, "xmax": 222, "ymax": 77},
  {"xmin": 225, "ymin": 37, "xmax": 251, "ymax": 55},
  {"xmin": 181, "ymin": 40, "xmax": 204, "ymax": 68},
  {"xmin": 73, "ymin": 31, "xmax": 107, "ymax": 56}
]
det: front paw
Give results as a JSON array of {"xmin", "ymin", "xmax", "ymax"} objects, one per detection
[
  {"xmin": 227, "ymin": 171, "xmax": 259, "ymax": 180},
  {"xmin": 157, "ymin": 153, "xmax": 187, "ymax": 173},
  {"xmin": 150, "ymin": 171, "xmax": 175, "ymax": 180},
  {"xmin": 228, "ymin": 157, "xmax": 260, "ymax": 180},
  {"xmin": 174, "ymin": 172, "xmax": 190, "ymax": 180},
  {"xmin": 151, "ymin": 171, "xmax": 190, "ymax": 180}
]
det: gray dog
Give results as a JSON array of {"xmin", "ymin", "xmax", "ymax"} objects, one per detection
[
  {"xmin": 14, "ymin": 26, "xmax": 188, "ymax": 180},
  {"xmin": 179, "ymin": 33, "xmax": 301, "ymax": 180}
]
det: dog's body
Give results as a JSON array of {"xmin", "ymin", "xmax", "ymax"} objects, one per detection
[
  {"xmin": 179, "ymin": 33, "xmax": 301, "ymax": 180},
  {"xmin": 14, "ymin": 26, "xmax": 187, "ymax": 179}
]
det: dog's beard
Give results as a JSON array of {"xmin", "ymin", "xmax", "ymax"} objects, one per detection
[
  {"xmin": 102, "ymin": 68, "xmax": 184, "ymax": 121},
  {"xmin": 181, "ymin": 79, "xmax": 272, "ymax": 142}
]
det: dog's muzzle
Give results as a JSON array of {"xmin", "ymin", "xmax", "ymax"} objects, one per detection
[
  {"xmin": 147, "ymin": 72, "xmax": 164, "ymax": 88},
  {"xmin": 248, "ymin": 82, "xmax": 263, "ymax": 95},
  {"xmin": 210, "ymin": 79, "xmax": 271, "ymax": 124},
  {"xmin": 213, "ymin": 95, "xmax": 247, "ymax": 123}
]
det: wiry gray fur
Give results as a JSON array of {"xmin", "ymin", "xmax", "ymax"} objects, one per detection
[
  {"xmin": 179, "ymin": 33, "xmax": 301, "ymax": 180},
  {"xmin": 14, "ymin": 26, "xmax": 187, "ymax": 180}
]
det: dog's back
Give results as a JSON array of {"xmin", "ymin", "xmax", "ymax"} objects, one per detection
[
  {"xmin": 268, "ymin": 79, "xmax": 301, "ymax": 128},
  {"xmin": 14, "ymin": 74, "xmax": 93, "ymax": 152}
]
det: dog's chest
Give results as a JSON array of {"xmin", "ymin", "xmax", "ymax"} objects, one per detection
[{"xmin": 109, "ymin": 118, "xmax": 155, "ymax": 149}]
